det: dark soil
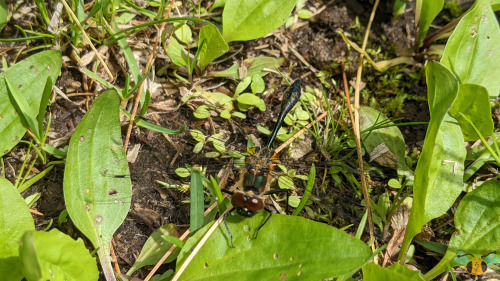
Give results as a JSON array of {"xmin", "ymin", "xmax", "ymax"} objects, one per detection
[{"xmin": 0, "ymin": 0, "xmax": 471, "ymax": 279}]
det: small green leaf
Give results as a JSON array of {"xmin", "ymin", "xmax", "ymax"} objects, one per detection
[
  {"xmin": 236, "ymin": 93, "xmax": 266, "ymax": 111},
  {"xmin": 220, "ymin": 109, "xmax": 231, "ymax": 119},
  {"xmin": 231, "ymin": 111, "xmax": 246, "ymax": 119},
  {"xmin": 127, "ymin": 225, "xmax": 179, "ymax": 274},
  {"xmin": 193, "ymin": 105, "xmax": 211, "ymax": 119},
  {"xmin": 175, "ymin": 168, "xmax": 191, "ymax": 178},
  {"xmin": 235, "ymin": 76, "xmax": 252, "ymax": 96},
  {"xmin": 166, "ymin": 37, "xmax": 188, "ymax": 67},
  {"xmin": 190, "ymin": 129, "xmax": 206, "ymax": 142},
  {"xmin": 251, "ymin": 74, "xmax": 265, "ymax": 94},
  {"xmin": 193, "ymin": 142, "xmax": 204, "ymax": 153},
  {"xmin": 174, "ymin": 22, "xmax": 192, "ymax": 45},
  {"xmin": 222, "ymin": 0, "xmax": 297, "ymax": 42},
  {"xmin": 278, "ymin": 175, "xmax": 294, "ymax": 189},
  {"xmin": 288, "ymin": 196, "xmax": 300, "ymax": 208},
  {"xmin": 205, "ymin": 151, "xmax": 220, "ymax": 158},
  {"xmin": 388, "ymin": 178, "xmax": 402, "ymax": 189},
  {"xmin": 298, "ymin": 9, "xmax": 313, "ymax": 19}
]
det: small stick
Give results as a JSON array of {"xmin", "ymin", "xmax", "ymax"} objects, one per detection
[{"xmin": 275, "ymin": 111, "xmax": 327, "ymax": 154}]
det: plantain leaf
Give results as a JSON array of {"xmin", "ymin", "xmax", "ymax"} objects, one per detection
[
  {"xmin": 423, "ymin": 180, "xmax": 500, "ymax": 280},
  {"xmin": 176, "ymin": 213, "xmax": 371, "ymax": 280},
  {"xmin": 0, "ymin": 178, "xmax": 35, "ymax": 281},
  {"xmin": 64, "ymin": 90, "xmax": 132, "ymax": 280},
  {"xmin": 0, "ymin": 50, "xmax": 61, "ymax": 156},
  {"xmin": 441, "ymin": 0, "xmax": 500, "ymax": 99},
  {"xmin": 399, "ymin": 61, "xmax": 465, "ymax": 261}
]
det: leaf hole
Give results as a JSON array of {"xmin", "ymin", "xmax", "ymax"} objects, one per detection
[
  {"xmin": 274, "ymin": 253, "xmax": 279, "ymax": 260},
  {"xmin": 108, "ymin": 189, "xmax": 118, "ymax": 196},
  {"xmin": 80, "ymin": 136, "xmax": 85, "ymax": 142},
  {"xmin": 95, "ymin": 215, "xmax": 103, "ymax": 224}
]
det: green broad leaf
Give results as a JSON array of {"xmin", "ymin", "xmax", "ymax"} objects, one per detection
[
  {"xmin": 176, "ymin": 167, "xmax": 191, "ymax": 178},
  {"xmin": 245, "ymin": 56, "xmax": 284, "ymax": 78},
  {"xmin": 399, "ymin": 61, "xmax": 465, "ymax": 261},
  {"xmin": 190, "ymin": 169, "xmax": 204, "ymax": 234},
  {"xmin": 198, "ymin": 25, "xmax": 229, "ymax": 70},
  {"xmin": 208, "ymin": 63, "xmax": 239, "ymax": 79},
  {"xmin": 222, "ymin": 0, "xmax": 297, "ymax": 42},
  {"xmin": 0, "ymin": 178, "xmax": 35, "ymax": 281},
  {"xmin": 194, "ymin": 105, "xmax": 211, "ymax": 119},
  {"xmin": 415, "ymin": 0, "xmax": 444, "ymax": 46},
  {"xmin": 449, "ymin": 83, "xmax": 493, "ymax": 141},
  {"xmin": 359, "ymin": 106, "xmax": 412, "ymax": 181},
  {"xmin": 363, "ymin": 263, "xmax": 424, "ymax": 281},
  {"xmin": 441, "ymin": 0, "xmax": 500, "ymax": 99},
  {"xmin": 201, "ymin": 91, "xmax": 233, "ymax": 111},
  {"xmin": 176, "ymin": 213, "xmax": 371, "ymax": 280},
  {"xmin": 20, "ymin": 229, "xmax": 99, "ymax": 281},
  {"xmin": 127, "ymin": 224, "xmax": 180, "ymax": 275},
  {"xmin": 63, "ymin": 90, "xmax": 132, "ymax": 280},
  {"xmin": 235, "ymin": 76, "xmax": 252, "ymax": 96},
  {"xmin": 166, "ymin": 37, "xmax": 188, "ymax": 67},
  {"xmin": 236, "ymin": 93, "xmax": 266, "ymax": 111},
  {"xmin": 251, "ymin": 74, "xmax": 265, "ymax": 94},
  {"xmin": 423, "ymin": 180, "xmax": 500, "ymax": 280},
  {"xmin": 0, "ymin": 50, "xmax": 62, "ymax": 157}
]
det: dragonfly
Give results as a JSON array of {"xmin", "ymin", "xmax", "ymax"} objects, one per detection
[{"xmin": 222, "ymin": 79, "xmax": 302, "ymax": 245}]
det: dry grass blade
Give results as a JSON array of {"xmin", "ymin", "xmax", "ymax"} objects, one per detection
[
  {"xmin": 60, "ymin": 0, "xmax": 113, "ymax": 80},
  {"xmin": 349, "ymin": 0, "xmax": 380, "ymax": 249}
]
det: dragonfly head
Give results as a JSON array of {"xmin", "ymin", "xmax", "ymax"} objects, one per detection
[{"xmin": 231, "ymin": 191, "xmax": 264, "ymax": 217}]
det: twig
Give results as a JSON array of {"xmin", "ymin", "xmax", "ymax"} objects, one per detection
[
  {"xmin": 123, "ymin": 1, "xmax": 175, "ymax": 152},
  {"xmin": 352, "ymin": 0, "xmax": 380, "ymax": 249}
]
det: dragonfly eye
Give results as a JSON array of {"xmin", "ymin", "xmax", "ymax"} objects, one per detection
[
  {"xmin": 246, "ymin": 196, "xmax": 264, "ymax": 212},
  {"xmin": 231, "ymin": 192, "xmax": 247, "ymax": 208}
]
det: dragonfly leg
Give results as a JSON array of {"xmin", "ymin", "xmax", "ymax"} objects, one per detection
[
  {"xmin": 254, "ymin": 208, "xmax": 274, "ymax": 239},
  {"xmin": 223, "ymin": 211, "xmax": 235, "ymax": 248}
]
